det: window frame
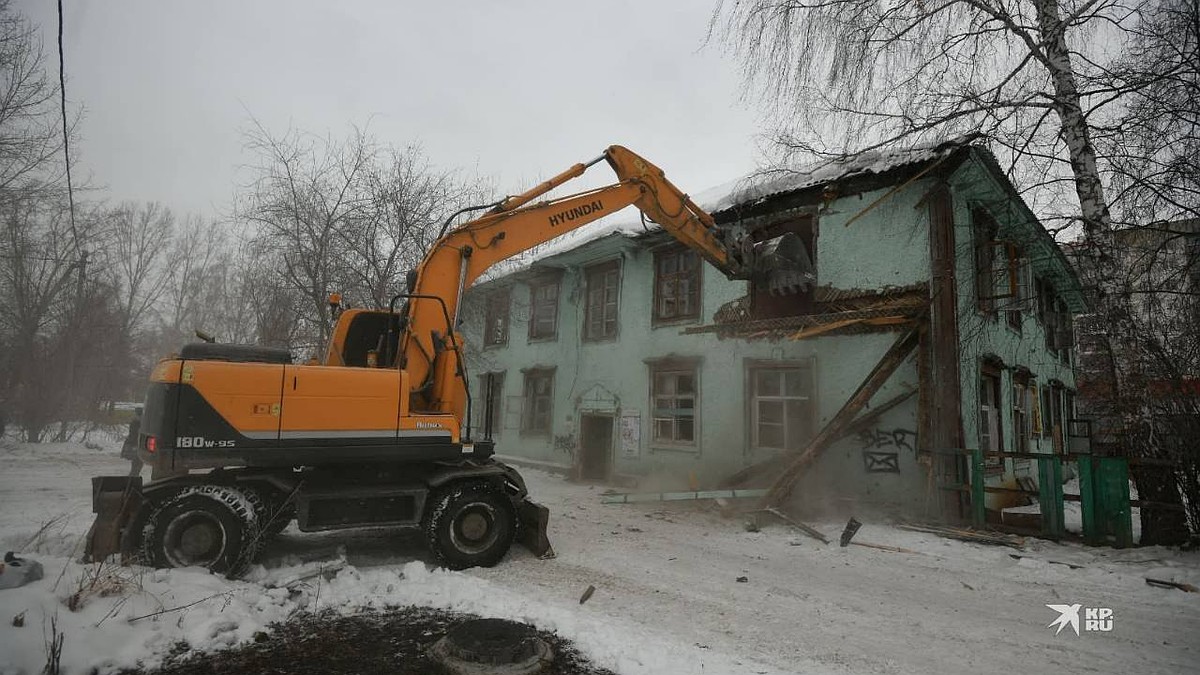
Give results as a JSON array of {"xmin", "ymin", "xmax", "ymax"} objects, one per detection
[
  {"xmin": 652, "ymin": 246, "xmax": 702, "ymax": 325},
  {"xmin": 583, "ymin": 260, "xmax": 621, "ymax": 342},
  {"xmin": 477, "ymin": 371, "xmax": 505, "ymax": 436},
  {"xmin": 482, "ymin": 287, "xmax": 511, "ymax": 348},
  {"xmin": 1012, "ymin": 370, "xmax": 1031, "ymax": 454},
  {"xmin": 748, "ymin": 363, "xmax": 814, "ymax": 452},
  {"xmin": 649, "ymin": 362, "xmax": 699, "ymax": 448},
  {"xmin": 979, "ymin": 363, "xmax": 1004, "ymax": 475},
  {"xmin": 527, "ymin": 275, "xmax": 561, "ymax": 341},
  {"xmin": 520, "ymin": 368, "xmax": 555, "ymax": 436}
]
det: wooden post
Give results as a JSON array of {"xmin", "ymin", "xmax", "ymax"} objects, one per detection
[{"xmin": 761, "ymin": 329, "xmax": 919, "ymax": 508}]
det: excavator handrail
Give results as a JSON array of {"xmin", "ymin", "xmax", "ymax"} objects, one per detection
[{"xmin": 389, "ymin": 291, "xmax": 473, "ymax": 439}]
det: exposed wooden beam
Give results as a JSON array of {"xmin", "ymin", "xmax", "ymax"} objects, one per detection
[{"xmin": 761, "ymin": 328, "xmax": 920, "ymax": 507}]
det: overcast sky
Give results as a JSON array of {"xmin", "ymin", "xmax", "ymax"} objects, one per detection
[{"xmin": 22, "ymin": 0, "xmax": 766, "ymax": 218}]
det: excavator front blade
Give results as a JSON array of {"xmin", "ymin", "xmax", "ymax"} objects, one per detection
[
  {"xmin": 84, "ymin": 476, "xmax": 143, "ymax": 563},
  {"xmin": 516, "ymin": 498, "xmax": 555, "ymax": 559}
]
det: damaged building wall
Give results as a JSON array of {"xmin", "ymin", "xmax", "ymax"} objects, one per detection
[
  {"xmin": 947, "ymin": 154, "xmax": 1084, "ymax": 508},
  {"xmin": 462, "ymin": 179, "xmax": 939, "ymax": 507}
]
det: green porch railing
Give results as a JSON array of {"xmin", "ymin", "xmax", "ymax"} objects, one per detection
[
  {"xmin": 962, "ymin": 448, "xmax": 1133, "ymax": 547},
  {"xmin": 1078, "ymin": 456, "xmax": 1134, "ymax": 547}
]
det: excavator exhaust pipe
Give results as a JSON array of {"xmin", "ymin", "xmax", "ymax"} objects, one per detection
[{"xmin": 747, "ymin": 232, "xmax": 815, "ymax": 295}]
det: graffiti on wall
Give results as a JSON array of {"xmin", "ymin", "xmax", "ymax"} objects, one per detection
[
  {"xmin": 857, "ymin": 428, "xmax": 917, "ymax": 454},
  {"xmin": 858, "ymin": 427, "xmax": 916, "ymax": 473},
  {"xmin": 554, "ymin": 434, "xmax": 576, "ymax": 454},
  {"xmin": 862, "ymin": 451, "xmax": 900, "ymax": 473}
]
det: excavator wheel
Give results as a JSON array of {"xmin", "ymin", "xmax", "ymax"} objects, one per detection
[
  {"xmin": 423, "ymin": 480, "xmax": 516, "ymax": 570},
  {"xmin": 139, "ymin": 485, "xmax": 262, "ymax": 577},
  {"xmin": 242, "ymin": 487, "xmax": 294, "ymax": 539}
]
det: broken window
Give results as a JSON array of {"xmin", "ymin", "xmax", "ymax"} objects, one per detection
[
  {"xmin": 1054, "ymin": 298, "xmax": 1073, "ymax": 364},
  {"xmin": 750, "ymin": 216, "xmax": 816, "ymax": 319},
  {"xmin": 1005, "ymin": 245, "xmax": 1029, "ymax": 332},
  {"xmin": 521, "ymin": 369, "xmax": 554, "ymax": 435},
  {"xmin": 973, "ymin": 210, "xmax": 1025, "ymax": 318},
  {"xmin": 750, "ymin": 366, "xmax": 813, "ymax": 451},
  {"xmin": 653, "ymin": 247, "xmax": 700, "ymax": 323},
  {"xmin": 483, "ymin": 288, "xmax": 510, "ymax": 347},
  {"xmin": 477, "ymin": 371, "xmax": 505, "ymax": 435},
  {"xmin": 528, "ymin": 276, "xmax": 560, "ymax": 340},
  {"xmin": 584, "ymin": 261, "xmax": 620, "ymax": 340},
  {"xmin": 651, "ymin": 366, "xmax": 697, "ymax": 445},
  {"xmin": 979, "ymin": 365, "xmax": 1003, "ymax": 474}
]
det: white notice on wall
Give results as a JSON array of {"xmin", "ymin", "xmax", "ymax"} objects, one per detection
[{"xmin": 620, "ymin": 412, "xmax": 641, "ymax": 458}]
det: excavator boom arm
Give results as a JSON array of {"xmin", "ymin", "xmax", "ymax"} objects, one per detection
[{"xmin": 400, "ymin": 145, "xmax": 799, "ymax": 416}]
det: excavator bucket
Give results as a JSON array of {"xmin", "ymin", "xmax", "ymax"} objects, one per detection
[
  {"xmin": 749, "ymin": 232, "xmax": 816, "ymax": 295},
  {"xmin": 516, "ymin": 498, "xmax": 555, "ymax": 559}
]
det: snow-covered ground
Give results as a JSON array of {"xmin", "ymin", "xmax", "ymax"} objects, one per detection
[{"xmin": 1, "ymin": 440, "xmax": 1198, "ymax": 675}]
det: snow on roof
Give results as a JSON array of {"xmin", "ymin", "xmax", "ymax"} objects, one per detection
[{"xmin": 476, "ymin": 138, "xmax": 971, "ymax": 284}]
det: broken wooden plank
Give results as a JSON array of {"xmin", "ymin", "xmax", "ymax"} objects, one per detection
[
  {"xmin": 850, "ymin": 541, "xmax": 918, "ymax": 554},
  {"xmin": 600, "ymin": 489, "xmax": 767, "ymax": 505},
  {"xmin": 897, "ymin": 523, "xmax": 1025, "ymax": 549},
  {"xmin": 1145, "ymin": 578, "xmax": 1198, "ymax": 593},
  {"xmin": 721, "ymin": 388, "xmax": 917, "ymax": 489},
  {"xmin": 1008, "ymin": 554, "xmax": 1085, "ymax": 570},
  {"xmin": 761, "ymin": 329, "xmax": 920, "ymax": 508},
  {"xmin": 761, "ymin": 507, "xmax": 831, "ymax": 544}
]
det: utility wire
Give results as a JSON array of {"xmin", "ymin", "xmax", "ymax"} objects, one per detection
[{"xmin": 56, "ymin": 0, "xmax": 83, "ymax": 274}]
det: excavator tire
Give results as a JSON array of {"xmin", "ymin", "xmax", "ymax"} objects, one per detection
[
  {"xmin": 139, "ymin": 485, "xmax": 262, "ymax": 577},
  {"xmin": 242, "ymin": 487, "xmax": 293, "ymax": 539},
  {"xmin": 423, "ymin": 480, "xmax": 516, "ymax": 570}
]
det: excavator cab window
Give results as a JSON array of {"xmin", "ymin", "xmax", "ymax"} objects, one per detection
[{"xmin": 341, "ymin": 311, "xmax": 402, "ymax": 367}]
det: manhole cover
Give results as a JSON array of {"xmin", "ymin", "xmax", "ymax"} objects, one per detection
[{"xmin": 430, "ymin": 618, "xmax": 553, "ymax": 675}]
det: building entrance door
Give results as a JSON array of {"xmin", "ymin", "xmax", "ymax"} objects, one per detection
[{"xmin": 579, "ymin": 414, "xmax": 613, "ymax": 480}]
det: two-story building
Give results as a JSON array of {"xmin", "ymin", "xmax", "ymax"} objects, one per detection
[{"xmin": 461, "ymin": 139, "xmax": 1086, "ymax": 520}]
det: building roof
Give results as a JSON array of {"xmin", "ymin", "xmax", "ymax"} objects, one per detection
[
  {"xmin": 476, "ymin": 137, "xmax": 1085, "ymax": 313},
  {"xmin": 478, "ymin": 137, "xmax": 976, "ymax": 283}
]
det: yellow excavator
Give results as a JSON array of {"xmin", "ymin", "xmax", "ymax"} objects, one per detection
[{"xmin": 85, "ymin": 145, "xmax": 811, "ymax": 574}]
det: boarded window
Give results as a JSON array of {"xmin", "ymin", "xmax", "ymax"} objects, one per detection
[
  {"xmin": 483, "ymin": 288, "xmax": 510, "ymax": 346},
  {"xmin": 750, "ymin": 366, "xmax": 813, "ymax": 451},
  {"xmin": 521, "ymin": 369, "xmax": 554, "ymax": 435},
  {"xmin": 528, "ymin": 277, "xmax": 560, "ymax": 340},
  {"xmin": 651, "ymin": 366, "xmax": 697, "ymax": 445},
  {"xmin": 584, "ymin": 261, "xmax": 620, "ymax": 340},
  {"xmin": 653, "ymin": 247, "xmax": 700, "ymax": 322}
]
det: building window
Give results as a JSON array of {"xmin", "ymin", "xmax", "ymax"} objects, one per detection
[
  {"xmin": 980, "ymin": 366, "xmax": 1003, "ymax": 474},
  {"xmin": 1054, "ymin": 298, "xmax": 1073, "ymax": 364},
  {"xmin": 521, "ymin": 369, "xmax": 554, "ymax": 435},
  {"xmin": 528, "ymin": 277, "xmax": 560, "ymax": 340},
  {"xmin": 1005, "ymin": 245, "xmax": 1028, "ymax": 332},
  {"xmin": 653, "ymin": 247, "xmax": 700, "ymax": 323},
  {"xmin": 1012, "ymin": 371, "xmax": 1031, "ymax": 454},
  {"xmin": 483, "ymin": 288, "xmax": 510, "ymax": 347},
  {"xmin": 750, "ymin": 366, "xmax": 813, "ymax": 451},
  {"xmin": 651, "ymin": 365, "xmax": 697, "ymax": 445},
  {"xmin": 584, "ymin": 261, "xmax": 620, "ymax": 340},
  {"xmin": 478, "ymin": 371, "xmax": 505, "ymax": 435},
  {"xmin": 973, "ymin": 210, "xmax": 1023, "ymax": 318}
]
